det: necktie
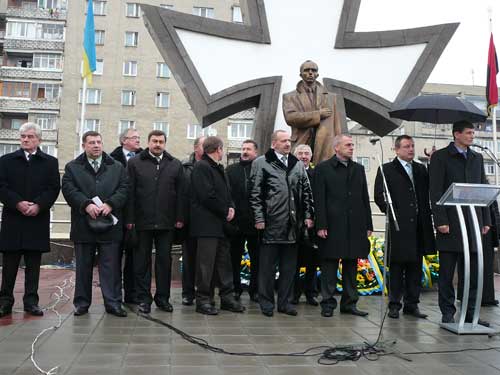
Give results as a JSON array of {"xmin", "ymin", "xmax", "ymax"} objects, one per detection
[
  {"xmin": 127, "ymin": 151, "xmax": 135, "ymax": 159},
  {"xmin": 27, "ymin": 153, "xmax": 32, "ymax": 161},
  {"xmin": 405, "ymin": 162, "xmax": 414, "ymax": 184},
  {"xmin": 281, "ymin": 155, "xmax": 288, "ymax": 167},
  {"xmin": 92, "ymin": 160, "xmax": 99, "ymax": 173}
]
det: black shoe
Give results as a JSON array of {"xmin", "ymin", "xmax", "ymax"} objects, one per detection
[
  {"xmin": 156, "ymin": 302, "xmax": 173, "ymax": 312},
  {"xmin": 138, "ymin": 303, "xmax": 151, "ymax": 314},
  {"xmin": 261, "ymin": 309, "xmax": 274, "ymax": 317},
  {"xmin": 196, "ymin": 304, "xmax": 218, "ymax": 315},
  {"xmin": 482, "ymin": 300, "xmax": 499, "ymax": 307},
  {"xmin": 388, "ymin": 308, "xmax": 399, "ymax": 319},
  {"xmin": 321, "ymin": 307, "xmax": 333, "ymax": 317},
  {"xmin": 441, "ymin": 314, "xmax": 455, "ymax": 323},
  {"xmin": 465, "ymin": 316, "xmax": 490, "ymax": 327},
  {"xmin": 277, "ymin": 306, "xmax": 298, "ymax": 316},
  {"xmin": 105, "ymin": 306, "xmax": 127, "ymax": 317},
  {"xmin": 340, "ymin": 307, "xmax": 368, "ymax": 317},
  {"xmin": 182, "ymin": 297, "xmax": 194, "ymax": 306},
  {"xmin": 24, "ymin": 305, "xmax": 44, "ymax": 316},
  {"xmin": 0, "ymin": 305, "xmax": 12, "ymax": 318},
  {"xmin": 306, "ymin": 295, "xmax": 319, "ymax": 306},
  {"xmin": 403, "ymin": 308, "xmax": 427, "ymax": 319},
  {"xmin": 220, "ymin": 299, "xmax": 245, "ymax": 313},
  {"xmin": 74, "ymin": 306, "xmax": 89, "ymax": 316}
]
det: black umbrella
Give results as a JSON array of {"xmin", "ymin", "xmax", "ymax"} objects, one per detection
[{"xmin": 389, "ymin": 94, "xmax": 487, "ymax": 124}]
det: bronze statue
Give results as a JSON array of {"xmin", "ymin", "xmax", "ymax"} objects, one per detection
[{"xmin": 283, "ymin": 60, "xmax": 343, "ymax": 163}]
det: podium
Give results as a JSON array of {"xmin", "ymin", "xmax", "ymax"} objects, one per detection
[{"xmin": 437, "ymin": 183, "xmax": 500, "ymax": 335}]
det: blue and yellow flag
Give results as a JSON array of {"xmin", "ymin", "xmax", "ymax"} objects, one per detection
[{"xmin": 82, "ymin": 0, "xmax": 96, "ymax": 85}]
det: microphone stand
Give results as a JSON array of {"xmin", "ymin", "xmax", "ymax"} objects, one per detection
[
  {"xmin": 372, "ymin": 140, "xmax": 400, "ymax": 325},
  {"xmin": 471, "ymin": 145, "xmax": 500, "ymax": 169}
]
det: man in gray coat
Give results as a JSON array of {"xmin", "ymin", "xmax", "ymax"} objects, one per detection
[
  {"xmin": 62, "ymin": 131, "xmax": 129, "ymax": 317},
  {"xmin": 249, "ymin": 130, "xmax": 314, "ymax": 317}
]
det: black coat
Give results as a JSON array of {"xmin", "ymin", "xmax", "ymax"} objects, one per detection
[
  {"xmin": 181, "ymin": 153, "xmax": 197, "ymax": 227},
  {"xmin": 0, "ymin": 148, "xmax": 60, "ymax": 253},
  {"xmin": 126, "ymin": 149, "xmax": 184, "ymax": 231},
  {"xmin": 62, "ymin": 152, "xmax": 129, "ymax": 243},
  {"xmin": 189, "ymin": 154, "xmax": 234, "ymax": 238},
  {"xmin": 226, "ymin": 159, "xmax": 256, "ymax": 235},
  {"xmin": 109, "ymin": 146, "xmax": 143, "ymax": 167},
  {"xmin": 374, "ymin": 158, "xmax": 435, "ymax": 263},
  {"xmin": 313, "ymin": 156, "xmax": 373, "ymax": 260},
  {"xmin": 249, "ymin": 149, "xmax": 314, "ymax": 244},
  {"xmin": 429, "ymin": 142, "xmax": 491, "ymax": 253}
]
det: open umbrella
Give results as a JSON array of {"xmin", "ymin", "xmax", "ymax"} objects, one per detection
[{"xmin": 389, "ymin": 94, "xmax": 487, "ymax": 124}]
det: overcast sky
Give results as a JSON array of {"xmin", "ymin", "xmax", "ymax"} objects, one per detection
[{"xmin": 357, "ymin": 0, "xmax": 499, "ymax": 87}]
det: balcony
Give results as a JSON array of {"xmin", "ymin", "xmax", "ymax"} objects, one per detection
[
  {"xmin": 0, "ymin": 66, "xmax": 62, "ymax": 80},
  {"xmin": 4, "ymin": 38, "xmax": 64, "ymax": 51},
  {"xmin": 7, "ymin": 6, "xmax": 66, "ymax": 20},
  {"xmin": 0, "ymin": 96, "xmax": 60, "ymax": 111},
  {"xmin": 0, "ymin": 128, "xmax": 57, "ymax": 140}
]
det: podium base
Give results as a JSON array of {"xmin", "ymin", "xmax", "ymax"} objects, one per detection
[{"xmin": 440, "ymin": 322, "xmax": 496, "ymax": 335}]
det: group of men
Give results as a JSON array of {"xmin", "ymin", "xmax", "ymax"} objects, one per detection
[{"xmin": 0, "ymin": 119, "xmax": 495, "ymax": 325}]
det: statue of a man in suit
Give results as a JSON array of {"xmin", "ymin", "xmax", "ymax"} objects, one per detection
[{"xmin": 283, "ymin": 60, "xmax": 345, "ymax": 163}]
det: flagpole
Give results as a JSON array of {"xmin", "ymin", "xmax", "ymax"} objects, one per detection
[
  {"xmin": 79, "ymin": 76, "xmax": 87, "ymax": 153},
  {"xmin": 489, "ymin": 7, "xmax": 498, "ymax": 185}
]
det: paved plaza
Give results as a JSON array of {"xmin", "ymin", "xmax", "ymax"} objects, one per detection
[{"xmin": 1, "ymin": 269, "xmax": 500, "ymax": 375}]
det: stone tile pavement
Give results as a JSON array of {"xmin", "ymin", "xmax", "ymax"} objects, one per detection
[{"xmin": 1, "ymin": 269, "xmax": 500, "ymax": 374}]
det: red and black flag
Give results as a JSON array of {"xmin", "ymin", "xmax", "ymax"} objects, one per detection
[{"xmin": 487, "ymin": 32, "xmax": 499, "ymax": 115}]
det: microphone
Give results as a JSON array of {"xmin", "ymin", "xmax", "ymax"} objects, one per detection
[
  {"xmin": 369, "ymin": 137, "xmax": 381, "ymax": 145},
  {"xmin": 471, "ymin": 144, "xmax": 488, "ymax": 150}
]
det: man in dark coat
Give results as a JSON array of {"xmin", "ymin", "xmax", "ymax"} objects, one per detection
[
  {"xmin": 313, "ymin": 134, "xmax": 373, "ymax": 318},
  {"xmin": 0, "ymin": 123, "xmax": 60, "ymax": 318},
  {"xmin": 126, "ymin": 130, "xmax": 184, "ymax": 314},
  {"xmin": 249, "ymin": 130, "xmax": 314, "ymax": 317},
  {"xmin": 109, "ymin": 127, "xmax": 142, "ymax": 304},
  {"xmin": 190, "ymin": 136, "xmax": 244, "ymax": 315},
  {"xmin": 374, "ymin": 135, "xmax": 435, "ymax": 319},
  {"xmin": 180, "ymin": 136, "xmax": 205, "ymax": 306},
  {"xmin": 226, "ymin": 139, "xmax": 259, "ymax": 302},
  {"xmin": 429, "ymin": 121, "xmax": 491, "ymax": 325},
  {"xmin": 62, "ymin": 131, "xmax": 129, "ymax": 317},
  {"xmin": 291, "ymin": 144, "xmax": 319, "ymax": 306}
]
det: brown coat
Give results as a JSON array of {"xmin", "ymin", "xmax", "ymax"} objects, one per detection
[{"xmin": 283, "ymin": 81, "xmax": 342, "ymax": 163}]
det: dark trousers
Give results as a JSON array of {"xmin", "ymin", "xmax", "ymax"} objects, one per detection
[
  {"xmin": 388, "ymin": 260, "xmax": 421, "ymax": 311},
  {"xmin": 135, "ymin": 230, "xmax": 174, "ymax": 305},
  {"xmin": 230, "ymin": 234, "xmax": 259, "ymax": 296},
  {"xmin": 182, "ymin": 237, "xmax": 197, "ymax": 299},
  {"xmin": 122, "ymin": 242, "xmax": 136, "ymax": 302},
  {"xmin": 321, "ymin": 258, "xmax": 358, "ymax": 310},
  {"xmin": 0, "ymin": 251, "xmax": 42, "ymax": 308},
  {"xmin": 439, "ymin": 251, "xmax": 478, "ymax": 317},
  {"xmin": 258, "ymin": 243, "xmax": 297, "ymax": 311},
  {"xmin": 195, "ymin": 237, "xmax": 234, "ymax": 306},
  {"xmin": 294, "ymin": 241, "xmax": 318, "ymax": 299},
  {"xmin": 74, "ymin": 242, "xmax": 122, "ymax": 309}
]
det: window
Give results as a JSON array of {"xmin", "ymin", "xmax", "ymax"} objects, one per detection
[
  {"xmin": 2, "ymin": 81, "xmax": 31, "ymax": 98},
  {"xmin": 192, "ymin": 6, "xmax": 214, "ymax": 18},
  {"xmin": 6, "ymin": 22, "xmax": 37, "ymax": 38},
  {"xmin": 11, "ymin": 119, "xmax": 24, "ymax": 130},
  {"xmin": 232, "ymin": 6, "xmax": 243, "ymax": 23},
  {"xmin": 356, "ymin": 157, "xmax": 370, "ymax": 171},
  {"xmin": 81, "ymin": 119, "xmax": 100, "ymax": 132},
  {"xmin": 485, "ymin": 162, "xmax": 495, "ymax": 176},
  {"xmin": 119, "ymin": 120, "xmax": 136, "ymax": 134},
  {"xmin": 38, "ymin": 0, "xmax": 67, "ymax": 10},
  {"xmin": 94, "ymin": 59, "xmax": 103, "ymax": 75},
  {"xmin": 228, "ymin": 121, "xmax": 253, "ymax": 139},
  {"xmin": 123, "ymin": 61, "xmax": 137, "ymax": 76},
  {"xmin": 40, "ymin": 144, "xmax": 56, "ymax": 156},
  {"xmin": 153, "ymin": 121, "xmax": 169, "ymax": 135},
  {"xmin": 155, "ymin": 92, "xmax": 170, "ymax": 108},
  {"xmin": 32, "ymin": 83, "xmax": 60, "ymax": 100},
  {"xmin": 92, "ymin": 0, "xmax": 106, "ymax": 15},
  {"xmin": 33, "ymin": 53, "xmax": 63, "ymax": 70},
  {"xmin": 41, "ymin": 23, "xmax": 64, "ymax": 40},
  {"xmin": 36, "ymin": 114, "xmax": 57, "ymax": 130},
  {"xmin": 78, "ymin": 88, "xmax": 102, "ymax": 104},
  {"xmin": 126, "ymin": 3, "xmax": 140, "ymax": 17},
  {"xmin": 156, "ymin": 62, "xmax": 170, "ymax": 78},
  {"xmin": 0, "ymin": 144, "xmax": 18, "ymax": 156},
  {"xmin": 160, "ymin": 4, "xmax": 173, "ymax": 9},
  {"xmin": 124, "ymin": 31, "xmax": 138, "ymax": 47},
  {"xmin": 6, "ymin": 22, "xmax": 63, "ymax": 40},
  {"xmin": 121, "ymin": 90, "xmax": 136, "ymax": 106},
  {"xmin": 95, "ymin": 30, "xmax": 105, "ymax": 45},
  {"xmin": 187, "ymin": 124, "xmax": 216, "ymax": 139}
]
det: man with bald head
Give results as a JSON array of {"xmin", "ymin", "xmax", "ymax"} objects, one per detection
[{"xmin": 283, "ymin": 60, "xmax": 344, "ymax": 163}]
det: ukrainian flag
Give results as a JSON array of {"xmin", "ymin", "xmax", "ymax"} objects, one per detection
[{"xmin": 82, "ymin": 0, "xmax": 96, "ymax": 85}]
